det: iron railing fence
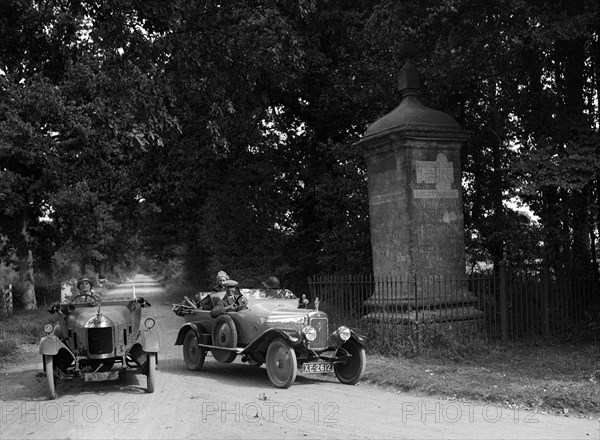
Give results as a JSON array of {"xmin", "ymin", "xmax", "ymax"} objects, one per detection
[
  {"xmin": 308, "ymin": 266, "xmax": 599, "ymax": 344},
  {"xmin": 502, "ymin": 265, "xmax": 599, "ymax": 340}
]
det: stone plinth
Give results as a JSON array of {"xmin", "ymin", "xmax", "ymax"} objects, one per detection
[{"xmin": 355, "ymin": 42, "xmax": 477, "ymax": 315}]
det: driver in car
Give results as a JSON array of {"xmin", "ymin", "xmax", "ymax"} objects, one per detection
[
  {"xmin": 217, "ymin": 280, "xmax": 247, "ymax": 312},
  {"xmin": 73, "ymin": 277, "xmax": 102, "ymax": 303}
]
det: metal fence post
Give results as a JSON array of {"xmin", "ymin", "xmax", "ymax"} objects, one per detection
[{"xmin": 498, "ymin": 261, "xmax": 507, "ymax": 344}]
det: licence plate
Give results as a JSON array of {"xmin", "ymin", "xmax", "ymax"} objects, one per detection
[
  {"xmin": 82, "ymin": 371, "xmax": 120, "ymax": 382},
  {"xmin": 302, "ymin": 362, "xmax": 333, "ymax": 374}
]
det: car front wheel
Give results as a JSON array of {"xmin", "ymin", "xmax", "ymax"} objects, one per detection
[
  {"xmin": 266, "ymin": 339, "xmax": 297, "ymax": 389},
  {"xmin": 183, "ymin": 331, "xmax": 206, "ymax": 370},
  {"xmin": 44, "ymin": 355, "xmax": 56, "ymax": 400},
  {"xmin": 146, "ymin": 353, "xmax": 156, "ymax": 393},
  {"xmin": 334, "ymin": 339, "xmax": 366, "ymax": 385}
]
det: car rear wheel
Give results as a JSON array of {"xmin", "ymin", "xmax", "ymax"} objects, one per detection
[
  {"xmin": 211, "ymin": 315, "xmax": 237, "ymax": 363},
  {"xmin": 44, "ymin": 355, "xmax": 56, "ymax": 400},
  {"xmin": 183, "ymin": 331, "xmax": 206, "ymax": 370},
  {"xmin": 266, "ymin": 339, "xmax": 297, "ymax": 389},
  {"xmin": 146, "ymin": 353, "xmax": 156, "ymax": 393},
  {"xmin": 334, "ymin": 339, "xmax": 366, "ymax": 385}
]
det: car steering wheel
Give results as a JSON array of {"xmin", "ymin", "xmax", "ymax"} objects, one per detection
[{"xmin": 69, "ymin": 294, "xmax": 100, "ymax": 306}]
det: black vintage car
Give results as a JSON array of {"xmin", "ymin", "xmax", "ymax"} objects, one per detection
[{"xmin": 39, "ymin": 291, "xmax": 159, "ymax": 399}]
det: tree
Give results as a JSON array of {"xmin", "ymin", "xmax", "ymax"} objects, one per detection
[
  {"xmin": 0, "ymin": 0, "xmax": 177, "ymax": 306},
  {"xmin": 1, "ymin": 0, "xmax": 598, "ymax": 306}
]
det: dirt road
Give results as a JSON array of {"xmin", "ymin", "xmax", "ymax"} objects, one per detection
[{"xmin": 2, "ymin": 275, "xmax": 598, "ymax": 439}]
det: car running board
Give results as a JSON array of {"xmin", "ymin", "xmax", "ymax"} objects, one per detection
[{"xmin": 196, "ymin": 343, "xmax": 244, "ymax": 353}]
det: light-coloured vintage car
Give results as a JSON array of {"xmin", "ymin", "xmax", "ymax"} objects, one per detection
[
  {"xmin": 39, "ymin": 291, "xmax": 159, "ymax": 399},
  {"xmin": 173, "ymin": 287, "xmax": 366, "ymax": 388}
]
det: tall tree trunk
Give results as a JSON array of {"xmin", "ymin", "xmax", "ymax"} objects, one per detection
[
  {"xmin": 556, "ymin": 4, "xmax": 590, "ymax": 272},
  {"xmin": 484, "ymin": 72, "xmax": 506, "ymax": 266},
  {"xmin": 19, "ymin": 208, "xmax": 37, "ymax": 310}
]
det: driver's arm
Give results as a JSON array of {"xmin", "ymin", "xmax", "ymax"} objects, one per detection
[{"xmin": 235, "ymin": 294, "xmax": 248, "ymax": 309}]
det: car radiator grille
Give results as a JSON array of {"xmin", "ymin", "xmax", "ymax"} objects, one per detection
[
  {"xmin": 308, "ymin": 317, "xmax": 328, "ymax": 350},
  {"xmin": 87, "ymin": 328, "xmax": 113, "ymax": 355}
]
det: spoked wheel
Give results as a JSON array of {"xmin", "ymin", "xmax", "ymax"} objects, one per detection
[
  {"xmin": 211, "ymin": 315, "xmax": 237, "ymax": 363},
  {"xmin": 146, "ymin": 353, "xmax": 156, "ymax": 393},
  {"xmin": 334, "ymin": 339, "xmax": 366, "ymax": 385},
  {"xmin": 266, "ymin": 339, "xmax": 297, "ymax": 389},
  {"xmin": 44, "ymin": 355, "xmax": 56, "ymax": 400},
  {"xmin": 183, "ymin": 331, "xmax": 206, "ymax": 370}
]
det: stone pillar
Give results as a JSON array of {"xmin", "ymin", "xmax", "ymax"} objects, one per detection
[{"xmin": 355, "ymin": 43, "xmax": 473, "ymax": 307}]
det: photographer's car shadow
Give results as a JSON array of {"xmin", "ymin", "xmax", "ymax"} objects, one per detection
[
  {"xmin": 157, "ymin": 356, "xmax": 330, "ymax": 390},
  {"xmin": 1, "ymin": 366, "xmax": 152, "ymax": 401},
  {"xmin": 1, "ymin": 368, "xmax": 52, "ymax": 401}
]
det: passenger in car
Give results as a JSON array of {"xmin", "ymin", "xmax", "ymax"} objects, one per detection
[
  {"xmin": 262, "ymin": 276, "xmax": 281, "ymax": 290},
  {"xmin": 261, "ymin": 276, "xmax": 297, "ymax": 300},
  {"xmin": 214, "ymin": 270, "xmax": 230, "ymax": 292}
]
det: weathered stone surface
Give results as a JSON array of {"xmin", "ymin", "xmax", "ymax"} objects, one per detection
[{"xmin": 362, "ymin": 306, "xmax": 485, "ymax": 325}]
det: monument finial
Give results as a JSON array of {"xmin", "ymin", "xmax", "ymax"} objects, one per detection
[{"xmin": 398, "ymin": 41, "xmax": 420, "ymax": 97}]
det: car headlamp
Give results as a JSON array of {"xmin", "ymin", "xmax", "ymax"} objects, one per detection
[
  {"xmin": 337, "ymin": 326, "xmax": 351, "ymax": 341},
  {"xmin": 302, "ymin": 326, "xmax": 317, "ymax": 341},
  {"xmin": 43, "ymin": 323, "xmax": 54, "ymax": 334},
  {"xmin": 144, "ymin": 318, "xmax": 156, "ymax": 330}
]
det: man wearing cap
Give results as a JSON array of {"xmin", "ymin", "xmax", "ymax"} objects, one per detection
[{"xmin": 217, "ymin": 280, "xmax": 247, "ymax": 312}]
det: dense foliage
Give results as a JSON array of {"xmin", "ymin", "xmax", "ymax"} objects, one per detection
[{"xmin": 1, "ymin": 0, "xmax": 598, "ymax": 307}]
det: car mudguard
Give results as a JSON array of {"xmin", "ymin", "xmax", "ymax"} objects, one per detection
[
  {"xmin": 241, "ymin": 328, "xmax": 301, "ymax": 355},
  {"xmin": 140, "ymin": 330, "xmax": 160, "ymax": 352},
  {"xmin": 174, "ymin": 322, "xmax": 210, "ymax": 346},
  {"xmin": 349, "ymin": 328, "xmax": 367, "ymax": 345},
  {"xmin": 328, "ymin": 327, "xmax": 367, "ymax": 349},
  {"xmin": 39, "ymin": 335, "xmax": 70, "ymax": 356}
]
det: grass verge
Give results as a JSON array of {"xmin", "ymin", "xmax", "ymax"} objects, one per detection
[
  {"xmin": 363, "ymin": 343, "xmax": 600, "ymax": 418},
  {"xmin": 0, "ymin": 307, "xmax": 57, "ymax": 369}
]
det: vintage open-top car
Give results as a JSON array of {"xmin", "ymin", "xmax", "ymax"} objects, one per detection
[
  {"xmin": 172, "ymin": 285, "xmax": 366, "ymax": 389},
  {"xmin": 39, "ymin": 289, "xmax": 159, "ymax": 399}
]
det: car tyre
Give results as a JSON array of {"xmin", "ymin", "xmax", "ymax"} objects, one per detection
[
  {"xmin": 211, "ymin": 315, "xmax": 237, "ymax": 363},
  {"xmin": 146, "ymin": 352, "xmax": 156, "ymax": 393},
  {"xmin": 334, "ymin": 339, "xmax": 366, "ymax": 385},
  {"xmin": 183, "ymin": 331, "xmax": 206, "ymax": 370},
  {"xmin": 44, "ymin": 355, "xmax": 57, "ymax": 400},
  {"xmin": 266, "ymin": 339, "xmax": 297, "ymax": 389}
]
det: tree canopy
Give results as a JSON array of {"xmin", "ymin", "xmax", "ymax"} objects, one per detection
[{"xmin": 1, "ymin": 0, "xmax": 598, "ymax": 306}]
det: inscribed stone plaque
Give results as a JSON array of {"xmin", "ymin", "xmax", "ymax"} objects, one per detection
[{"xmin": 414, "ymin": 153, "xmax": 458, "ymax": 199}]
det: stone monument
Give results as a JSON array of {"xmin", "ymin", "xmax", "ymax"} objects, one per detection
[{"xmin": 356, "ymin": 43, "xmax": 479, "ymax": 319}]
